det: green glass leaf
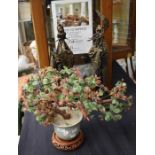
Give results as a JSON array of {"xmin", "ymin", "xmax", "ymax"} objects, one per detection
[
  {"xmin": 23, "ymin": 84, "xmax": 28, "ymax": 91},
  {"xmin": 68, "ymin": 78, "xmax": 74, "ymax": 85},
  {"xmin": 46, "ymin": 71, "xmax": 53, "ymax": 77},
  {"xmin": 105, "ymin": 112, "xmax": 113, "ymax": 121},
  {"xmin": 60, "ymin": 66, "xmax": 72, "ymax": 75},
  {"xmin": 113, "ymin": 114, "xmax": 122, "ymax": 121},
  {"xmin": 43, "ymin": 78, "xmax": 49, "ymax": 85},
  {"xmin": 110, "ymin": 104, "xmax": 121, "ymax": 113},
  {"xmin": 57, "ymin": 94, "xmax": 65, "ymax": 100},
  {"xmin": 85, "ymin": 76, "xmax": 97, "ymax": 88},
  {"xmin": 89, "ymin": 102, "xmax": 98, "ymax": 111},
  {"xmin": 83, "ymin": 101, "xmax": 90, "ymax": 109},
  {"xmin": 80, "ymin": 94, "xmax": 85, "ymax": 102},
  {"xmin": 70, "ymin": 74, "xmax": 77, "ymax": 79},
  {"xmin": 72, "ymin": 85, "xmax": 82, "ymax": 93},
  {"xmin": 68, "ymin": 95, "xmax": 73, "ymax": 101},
  {"xmin": 79, "ymin": 79, "xmax": 85, "ymax": 86},
  {"xmin": 98, "ymin": 89, "xmax": 104, "ymax": 96},
  {"xmin": 32, "ymin": 81, "xmax": 39, "ymax": 86},
  {"xmin": 32, "ymin": 75, "xmax": 40, "ymax": 81},
  {"xmin": 112, "ymin": 99, "xmax": 119, "ymax": 105},
  {"xmin": 28, "ymin": 107, "xmax": 35, "ymax": 113},
  {"xmin": 98, "ymin": 105, "xmax": 105, "ymax": 113},
  {"xmin": 113, "ymin": 108, "xmax": 121, "ymax": 114},
  {"xmin": 44, "ymin": 85, "xmax": 52, "ymax": 92},
  {"xmin": 27, "ymin": 94, "xmax": 34, "ymax": 99},
  {"xmin": 28, "ymin": 86, "xmax": 34, "ymax": 93},
  {"xmin": 122, "ymin": 82, "xmax": 127, "ymax": 87},
  {"xmin": 36, "ymin": 115, "xmax": 46, "ymax": 123},
  {"xmin": 63, "ymin": 83, "xmax": 68, "ymax": 89},
  {"xmin": 42, "ymin": 95, "xmax": 49, "ymax": 101},
  {"xmin": 115, "ymin": 81, "xmax": 121, "ymax": 86},
  {"xmin": 40, "ymin": 92, "xmax": 46, "ymax": 97},
  {"xmin": 128, "ymin": 96, "xmax": 133, "ymax": 106},
  {"xmin": 36, "ymin": 115, "xmax": 42, "ymax": 122}
]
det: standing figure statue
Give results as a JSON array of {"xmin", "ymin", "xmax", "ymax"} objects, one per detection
[
  {"xmin": 88, "ymin": 24, "xmax": 108, "ymax": 79},
  {"xmin": 53, "ymin": 24, "xmax": 74, "ymax": 70}
]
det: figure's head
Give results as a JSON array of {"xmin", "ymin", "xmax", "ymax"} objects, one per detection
[
  {"xmin": 57, "ymin": 24, "xmax": 64, "ymax": 32},
  {"xmin": 96, "ymin": 25, "xmax": 102, "ymax": 32}
]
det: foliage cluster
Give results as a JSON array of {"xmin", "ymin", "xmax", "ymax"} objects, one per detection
[{"xmin": 20, "ymin": 66, "xmax": 132, "ymax": 126}]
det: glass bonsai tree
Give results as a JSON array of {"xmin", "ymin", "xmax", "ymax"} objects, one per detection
[{"xmin": 19, "ymin": 66, "xmax": 132, "ymax": 126}]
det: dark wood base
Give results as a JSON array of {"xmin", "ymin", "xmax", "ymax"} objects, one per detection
[{"xmin": 51, "ymin": 130, "xmax": 84, "ymax": 151}]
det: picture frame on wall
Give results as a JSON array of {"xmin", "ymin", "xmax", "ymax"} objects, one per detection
[{"xmin": 51, "ymin": 0, "xmax": 93, "ymax": 54}]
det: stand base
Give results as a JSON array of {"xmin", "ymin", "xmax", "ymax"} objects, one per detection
[{"xmin": 51, "ymin": 130, "xmax": 84, "ymax": 151}]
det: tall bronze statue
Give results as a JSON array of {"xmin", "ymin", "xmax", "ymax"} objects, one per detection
[
  {"xmin": 53, "ymin": 24, "xmax": 74, "ymax": 70},
  {"xmin": 88, "ymin": 24, "xmax": 108, "ymax": 79},
  {"xmin": 88, "ymin": 10, "xmax": 109, "ymax": 82}
]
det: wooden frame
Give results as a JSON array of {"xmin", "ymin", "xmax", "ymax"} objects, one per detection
[
  {"xmin": 100, "ymin": 0, "xmax": 113, "ymax": 88},
  {"xmin": 30, "ymin": 0, "xmax": 50, "ymax": 68}
]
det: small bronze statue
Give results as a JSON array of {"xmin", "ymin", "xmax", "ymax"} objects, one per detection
[
  {"xmin": 88, "ymin": 24, "xmax": 108, "ymax": 79},
  {"xmin": 53, "ymin": 24, "xmax": 74, "ymax": 70}
]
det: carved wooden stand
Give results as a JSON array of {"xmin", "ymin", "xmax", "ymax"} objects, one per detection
[{"xmin": 51, "ymin": 130, "xmax": 84, "ymax": 151}]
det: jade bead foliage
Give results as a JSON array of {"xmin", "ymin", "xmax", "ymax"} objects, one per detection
[{"xmin": 20, "ymin": 66, "xmax": 133, "ymax": 126}]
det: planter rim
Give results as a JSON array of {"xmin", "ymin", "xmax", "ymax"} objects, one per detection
[{"xmin": 52, "ymin": 108, "xmax": 83, "ymax": 128}]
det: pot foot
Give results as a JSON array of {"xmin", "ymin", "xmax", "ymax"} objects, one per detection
[{"xmin": 51, "ymin": 130, "xmax": 84, "ymax": 151}]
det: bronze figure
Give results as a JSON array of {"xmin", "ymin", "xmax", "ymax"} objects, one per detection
[
  {"xmin": 53, "ymin": 24, "xmax": 74, "ymax": 70},
  {"xmin": 88, "ymin": 24, "xmax": 108, "ymax": 78}
]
